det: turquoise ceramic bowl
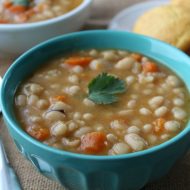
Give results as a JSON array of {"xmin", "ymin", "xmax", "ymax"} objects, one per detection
[{"xmin": 1, "ymin": 30, "xmax": 190, "ymax": 190}]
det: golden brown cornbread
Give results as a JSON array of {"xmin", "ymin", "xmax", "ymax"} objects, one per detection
[
  {"xmin": 172, "ymin": 0, "xmax": 190, "ymax": 9},
  {"xmin": 133, "ymin": 5, "xmax": 190, "ymax": 51}
]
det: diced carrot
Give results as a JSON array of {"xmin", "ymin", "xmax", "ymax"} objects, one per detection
[
  {"xmin": 65, "ymin": 56, "xmax": 93, "ymax": 67},
  {"xmin": 3, "ymin": 1, "xmax": 13, "ymax": 9},
  {"xmin": 8, "ymin": 5, "xmax": 27, "ymax": 14},
  {"xmin": 142, "ymin": 61, "xmax": 159, "ymax": 73},
  {"xmin": 53, "ymin": 95, "xmax": 67, "ymax": 102},
  {"xmin": 131, "ymin": 53, "xmax": 142, "ymax": 62},
  {"xmin": 0, "ymin": 19, "xmax": 9, "ymax": 24},
  {"xmin": 153, "ymin": 118, "xmax": 166, "ymax": 135},
  {"xmin": 80, "ymin": 132, "xmax": 106, "ymax": 154},
  {"xmin": 25, "ymin": 8, "xmax": 35, "ymax": 17},
  {"xmin": 27, "ymin": 127, "xmax": 50, "ymax": 141}
]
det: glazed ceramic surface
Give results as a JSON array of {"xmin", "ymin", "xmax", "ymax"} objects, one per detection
[
  {"xmin": 1, "ymin": 30, "xmax": 190, "ymax": 190},
  {"xmin": 0, "ymin": 0, "xmax": 91, "ymax": 57}
]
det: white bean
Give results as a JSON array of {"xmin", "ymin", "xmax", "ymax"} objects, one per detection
[
  {"xmin": 118, "ymin": 110, "xmax": 133, "ymax": 116},
  {"xmin": 115, "ymin": 57, "xmax": 134, "ymax": 69},
  {"xmin": 15, "ymin": 94, "xmax": 27, "ymax": 106},
  {"xmin": 142, "ymin": 124, "xmax": 153, "ymax": 133},
  {"xmin": 127, "ymin": 100, "xmax": 137, "ymax": 108},
  {"xmin": 68, "ymin": 122, "xmax": 78, "ymax": 132},
  {"xmin": 73, "ymin": 112, "xmax": 82, "ymax": 120},
  {"xmin": 74, "ymin": 127, "xmax": 92, "ymax": 137},
  {"xmin": 51, "ymin": 121, "xmax": 67, "ymax": 136},
  {"xmin": 23, "ymin": 83, "xmax": 44, "ymax": 95},
  {"xmin": 76, "ymin": 120, "xmax": 86, "ymax": 127},
  {"xmin": 50, "ymin": 101, "xmax": 71, "ymax": 112},
  {"xmin": 142, "ymin": 57, "xmax": 149, "ymax": 63},
  {"xmin": 62, "ymin": 138, "xmax": 80, "ymax": 147},
  {"xmin": 83, "ymin": 113, "xmax": 93, "ymax": 121},
  {"xmin": 94, "ymin": 124, "xmax": 104, "ymax": 131},
  {"xmin": 124, "ymin": 133, "xmax": 147, "ymax": 151},
  {"xmin": 102, "ymin": 51, "xmax": 118, "ymax": 61},
  {"xmin": 125, "ymin": 76, "xmax": 136, "ymax": 85},
  {"xmin": 36, "ymin": 99, "xmax": 49, "ymax": 109},
  {"xmin": 83, "ymin": 98, "xmax": 95, "ymax": 107},
  {"xmin": 68, "ymin": 75, "xmax": 79, "ymax": 84},
  {"xmin": 139, "ymin": 108, "xmax": 152, "ymax": 116},
  {"xmin": 47, "ymin": 70, "xmax": 61, "ymax": 77},
  {"xmin": 110, "ymin": 120, "xmax": 126, "ymax": 130},
  {"xmin": 89, "ymin": 59, "xmax": 103, "ymax": 70},
  {"xmin": 164, "ymin": 121, "xmax": 180, "ymax": 132},
  {"xmin": 44, "ymin": 111, "xmax": 65, "ymax": 121},
  {"xmin": 112, "ymin": 143, "xmax": 131, "ymax": 154},
  {"xmin": 27, "ymin": 95, "xmax": 39, "ymax": 106},
  {"xmin": 148, "ymin": 96, "xmax": 164, "ymax": 109},
  {"xmin": 72, "ymin": 65, "xmax": 83, "ymax": 73},
  {"xmin": 173, "ymin": 98, "xmax": 184, "ymax": 106},
  {"xmin": 106, "ymin": 134, "xmax": 118, "ymax": 143},
  {"xmin": 132, "ymin": 62, "xmax": 142, "ymax": 74},
  {"xmin": 154, "ymin": 106, "xmax": 168, "ymax": 117},
  {"xmin": 127, "ymin": 126, "xmax": 140, "ymax": 134},
  {"xmin": 166, "ymin": 75, "xmax": 181, "ymax": 87},
  {"xmin": 160, "ymin": 134, "xmax": 171, "ymax": 141},
  {"xmin": 64, "ymin": 85, "xmax": 80, "ymax": 96},
  {"xmin": 138, "ymin": 74, "xmax": 154, "ymax": 84},
  {"xmin": 146, "ymin": 134, "xmax": 158, "ymax": 145},
  {"xmin": 89, "ymin": 49, "xmax": 98, "ymax": 56},
  {"xmin": 172, "ymin": 107, "xmax": 187, "ymax": 120}
]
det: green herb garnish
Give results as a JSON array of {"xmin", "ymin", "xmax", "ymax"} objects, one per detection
[
  {"xmin": 12, "ymin": 0, "xmax": 30, "ymax": 6},
  {"xmin": 88, "ymin": 73, "xmax": 126, "ymax": 104}
]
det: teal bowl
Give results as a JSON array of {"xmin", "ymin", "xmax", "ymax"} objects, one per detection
[{"xmin": 1, "ymin": 30, "xmax": 190, "ymax": 190}]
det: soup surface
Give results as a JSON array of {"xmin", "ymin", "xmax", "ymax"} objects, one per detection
[
  {"xmin": 15, "ymin": 49, "xmax": 190, "ymax": 155},
  {"xmin": 0, "ymin": 0, "xmax": 82, "ymax": 24}
]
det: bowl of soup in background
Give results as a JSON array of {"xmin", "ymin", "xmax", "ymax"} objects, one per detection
[
  {"xmin": 0, "ymin": 0, "xmax": 92, "ymax": 57},
  {"xmin": 1, "ymin": 30, "xmax": 190, "ymax": 190}
]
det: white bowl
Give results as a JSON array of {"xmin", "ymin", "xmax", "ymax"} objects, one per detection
[{"xmin": 0, "ymin": 0, "xmax": 92, "ymax": 57}]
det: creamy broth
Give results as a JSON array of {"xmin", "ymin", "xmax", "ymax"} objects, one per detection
[{"xmin": 15, "ymin": 49, "xmax": 190, "ymax": 155}]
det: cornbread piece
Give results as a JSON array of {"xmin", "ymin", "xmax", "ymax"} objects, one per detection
[
  {"xmin": 172, "ymin": 0, "xmax": 190, "ymax": 9},
  {"xmin": 133, "ymin": 5, "xmax": 190, "ymax": 51}
]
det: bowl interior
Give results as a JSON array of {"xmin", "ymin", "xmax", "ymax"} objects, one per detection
[{"xmin": 1, "ymin": 30, "xmax": 190, "ymax": 159}]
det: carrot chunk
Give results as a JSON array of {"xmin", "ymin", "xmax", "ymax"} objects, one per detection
[
  {"xmin": 80, "ymin": 132, "xmax": 106, "ymax": 154},
  {"xmin": 131, "ymin": 53, "xmax": 142, "ymax": 62},
  {"xmin": 153, "ymin": 118, "xmax": 166, "ymax": 135},
  {"xmin": 0, "ymin": 19, "xmax": 9, "ymax": 24},
  {"xmin": 53, "ymin": 95, "xmax": 67, "ymax": 102},
  {"xmin": 65, "ymin": 56, "xmax": 93, "ymax": 67},
  {"xmin": 8, "ymin": 5, "xmax": 27, "ymax": 14},
  {"xmin": 27, "ymin": 127, "xmax": 50, "ymax": 141},
  {"xmin": 142, "ymin": 61, "xmax": 159, "ymax": 73},
  {"xmin": 3, "ymin": 1, "xmax": 13, "ymax": 9}
]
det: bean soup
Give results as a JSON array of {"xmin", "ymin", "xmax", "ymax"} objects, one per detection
[
  {"xmin": 15, "ymin": 49, "xmax": 190, "ymax": 155},
  {"xmin": 0, "ymin": 0, "xmax": 82, "ymax": 24}
]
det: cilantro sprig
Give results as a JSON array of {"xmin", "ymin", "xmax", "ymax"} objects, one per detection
[
  {"xmin": 12, "ymin": 0, "xmax": 30, "ymax": 6},
  {"xmin": 88, "ymin": 73, "xmax": 126, "ymax": 104}
]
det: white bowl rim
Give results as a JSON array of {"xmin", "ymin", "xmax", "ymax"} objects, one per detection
[{"xmin": 0, "ymin": 0, "xmax": 92, "ymax": 30}]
